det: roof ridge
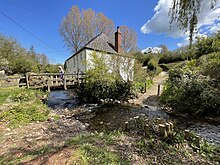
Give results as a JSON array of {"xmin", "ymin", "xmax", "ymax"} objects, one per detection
[
  {"xmin": 83, "ymin": 32, "xmax": 104, "ymax": 48},
  {"xmin": 65, "ymin": 32, "xmax": 117, "ymax": 62},
  {"xmin": 84, "ymin": 33, "xmax": 115, "ymax": 48}
]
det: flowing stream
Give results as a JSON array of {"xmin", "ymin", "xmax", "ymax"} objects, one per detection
[
  {"xmin": 47, "ymin": 90, "xmax": 220, "ymax": 145},
  {"xmin": 47, "ymin": 89, "xmax": 79, "ymax": 111}
]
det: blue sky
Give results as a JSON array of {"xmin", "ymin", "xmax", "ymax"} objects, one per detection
[{"xmin": 0, "ymin": 0, "xmax": 219, "ymax": 64}]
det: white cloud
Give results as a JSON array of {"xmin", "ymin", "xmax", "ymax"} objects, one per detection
[
  {"xmin": 141, "ymin": 0, "xmax": 220, "ymax": 47},
  {"xmin": 177, "ymin": 32, "xmax": 208, "ymax": 48},
  {"xmin": 140, "ymin": 0, "xmax": 184, "ymax": 38},
  {"xmin": 141, "ymin": 47, "xmax": 162, "ymax": 53}
]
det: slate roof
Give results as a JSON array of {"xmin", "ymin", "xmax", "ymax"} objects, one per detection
[
  {"xmin": 84, "ymin": 33, "xmax": 117, "ymax": 54},
  {"xmin": 66, "ymin": 33, "xmax": 117, "ymax": 61}
]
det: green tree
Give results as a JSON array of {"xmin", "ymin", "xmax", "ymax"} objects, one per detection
[
  {"xmin": 0, "ymin": 33, "xmax": 52, "ymax": 75},
  {"xmin": 45, "ymin": 64, "xmax": 60, "ymax": 73},
  {"xmin": 195, "ymin": 31, "xmax": 220, "ymax": 58}
]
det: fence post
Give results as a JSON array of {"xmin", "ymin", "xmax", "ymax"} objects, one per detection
[
  {"xmin": 157, "ymin": 84, "xmax": 161, "ymax": 96},
  {"xmin": 26, "ymin": 73, "xmax": 29, "ymax": 88},
  {"xmin": 144, "ymin": 82, "xmax": 147, "ymax": 93},
  {"xmin": 64, "ymin": 74, "xmax": 67, "ymax": 90}
]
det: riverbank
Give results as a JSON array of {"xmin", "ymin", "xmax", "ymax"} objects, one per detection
[
  {"xmin": 1, "ymin": 107, "xmax": 219, "ymax": 164},
  {"xmin": 0, "ymin": 87, "xmax": 220, "ymax": 164}
]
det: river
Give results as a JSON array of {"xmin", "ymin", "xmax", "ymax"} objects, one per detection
[{"xmin": 46, "ymin": 90, "xmax": 220, "ymax": 145}]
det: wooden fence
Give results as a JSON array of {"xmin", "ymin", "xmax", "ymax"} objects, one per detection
[
  {"xmin": 0, "ymin": 75, "xmax": 26, "ymax": 88},
  {"xmin": 0, "ymin": 73, "xmax": 85, "ymax": 91}
]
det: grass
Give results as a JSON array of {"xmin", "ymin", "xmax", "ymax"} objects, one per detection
[
  {"xmin": 0, "ymin": 146, "xmax": 55, "ymax": 165},
  {"xmin": 65, "ymin": 127, "xmax": 220, "ymax": 164},
  {"xmin": 0, "ymin": 87, "xmax": 50, "ymax": 128},
  {"xmin": 70, "ymin": 144, "xmax": 125, "ymax": 165},
  {"xmin": 66, "ymin": 133, "xmax": 130, "ymax": 165},
  {"xmin": 1, "ymin": 130, "xmax": 219, "ymax": 165}
]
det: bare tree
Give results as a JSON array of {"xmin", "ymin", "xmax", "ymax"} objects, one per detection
[
  {"xmin": 96, "ymin": 13, "xmax": 114, "ymax": 37},
  {"xmin": 82, "ymin": 8, "xmax": 96, "ymax": 43},
  {"xmin": 120, "ymin": 26, "xmax": 137, "ymax": 53},
  {"xmin": 59, "ymin": 6, "xmax": 114, "ymax": 53},
  {"xmin": 59, "ymin": 6, "xmax": 84, "ymax": 53}
]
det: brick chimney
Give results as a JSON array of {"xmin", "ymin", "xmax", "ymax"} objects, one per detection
[{"xmin": 115, "ymin": 26, "xmax": 122, "ymax": 53}]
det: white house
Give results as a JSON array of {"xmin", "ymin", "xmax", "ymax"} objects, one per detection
[{"xmin": 65, "ymin": 26, "xmax": 134, "ymax": 81}]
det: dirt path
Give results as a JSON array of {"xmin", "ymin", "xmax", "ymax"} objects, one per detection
[{"xmin": 134, "ymin": 71, "xmax": 168, "ymax": 107}]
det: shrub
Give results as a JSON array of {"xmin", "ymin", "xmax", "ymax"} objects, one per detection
[
  {"xmin": 76, "ymin": 52, "xmax": 134, "ymax": 103},
  {"xmin": 160, "ymin": 58, "xmax": 220, "ymax": 116}
]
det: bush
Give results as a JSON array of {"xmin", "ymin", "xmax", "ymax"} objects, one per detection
[
  {"xmin": 79, "ymin": 79, "xmax": 132, "ymax": 103},
  {"xmin": 76, "ymin": 52, "xmax": 134, "ymax": 103},
  {"xmin": 160, "ymin": 57, "xmax": 220, "ymax": 116},
  {"xmin": 159, "ymin": 53, "xmax": 185, "ymax": 64}
]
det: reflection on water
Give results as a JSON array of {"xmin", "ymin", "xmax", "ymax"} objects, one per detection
[
  {"xmin": 46, "ymin": 90, "xmax": 78, "ymax": 110},
  {"xmin": 47, "ymin": 90, "xmax": 220, "ymax": 144}
]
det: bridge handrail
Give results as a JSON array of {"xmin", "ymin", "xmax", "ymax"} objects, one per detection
[
  {"xmin": 0, "ymin": 73, "xmax": 86, "ymax": 90},
  {"xmin": 26, "ymin": 73, "xmax": 85, "ymax": 76}
]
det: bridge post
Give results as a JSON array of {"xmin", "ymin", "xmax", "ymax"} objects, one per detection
[
  {"xmin": 47, "ymin": 76, "xmax": 51, "ymax": 92},
  {"xmin": 25, "ymin": 73, "xmax": 29, "ymax": 88},
  {"xmin": 50, "ymin": 75, "xmax": 53, "ymax": 86},
  {"xmin": 64, "ymin": 75, "xmax": 67, "ymax": 90},
  {"xmin": 55, "ymin": 75, "xmax": 58, "ymax": 85},
  {"xmin": 76, "ymin": 72, "xmax": 79, "ymax": 86}
]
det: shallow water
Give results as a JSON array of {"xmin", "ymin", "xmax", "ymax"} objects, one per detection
[
  {"xmin": 181, "ymin": 122, "xmax": 220, "ymax": 144},
  {"xmin": 46, "ymin": 89, "xmax": 78, "ymax": 110},
  {"xmin": 80, "ymin": 104, "xmax": 169, "ymax": 132},
  {"xmin": 47, "ymin": 90, "xmax": 220, "ymax": 144}
]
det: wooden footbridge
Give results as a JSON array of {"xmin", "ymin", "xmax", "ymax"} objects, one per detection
[{"xmin": 0, "ymin": 73, "xmax": 85, "ymax": 91}]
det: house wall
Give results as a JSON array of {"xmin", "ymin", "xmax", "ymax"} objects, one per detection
[
  {"xmin": 65, "ymin": 49, "xmax": 86, "ymax": 74},
  {"xmin": 85, "ymin": 49, "xmax": 134, "ymax": 81},
  {"xmin": 66, "ymin": 48, "xmax": 134, "ymax": 81}
]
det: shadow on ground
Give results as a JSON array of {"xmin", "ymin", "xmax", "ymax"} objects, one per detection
[
  {"xmin": 142, "ymin": 95, "xmax": 160, "ymax": 107},
  {"xmin": 0, "ymin": 117, "xmax": 88, "ymax": 164}
]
